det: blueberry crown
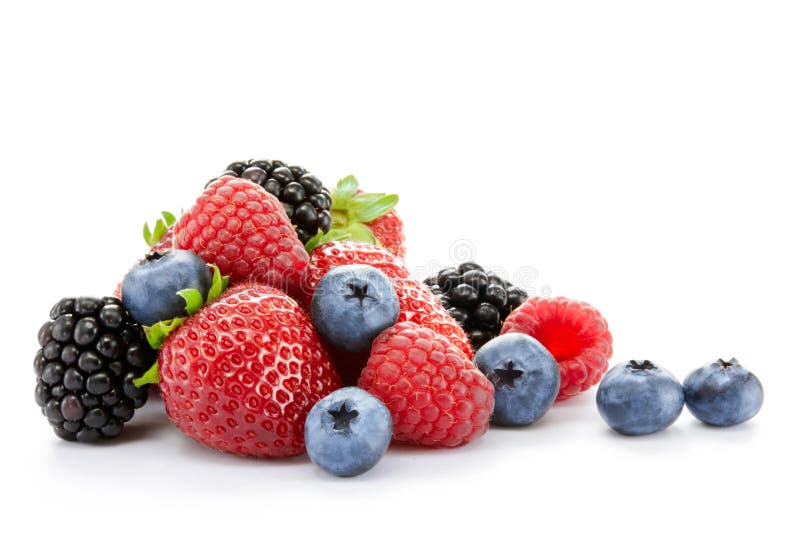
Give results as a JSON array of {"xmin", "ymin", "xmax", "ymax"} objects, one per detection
[{"xmin": 627, "ymin": 360, "xmax": 656, "ymax": 371}]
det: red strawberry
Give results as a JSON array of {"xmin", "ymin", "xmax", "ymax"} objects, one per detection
[
  {"xmin": 358, "ymin": 322, "xmax": 493, "ymax": 448},
  {"xmin": 156, "ymin": 283, "xmax": 341, "ymax": 457},
  {"xmin": 501, "ymin": 296, "xmax": 613, "ymax": 401},
  {"xmin": 395, "ymin": 278, "xmax": 474, "ymax": 359},
  {"xmin": 364, "ymin": 205, "xmax": 405, "ymax": 259},
  {"xmin": 325, "ymin": 175, "xmax": 405, "ymax": 260},
  {"xmin": 296, "ymin": 241, "xmax": 410, "ymax": 309},
  {"xmin": 174, "ymin": 176, "xmax": 309, "ymax": 293}
]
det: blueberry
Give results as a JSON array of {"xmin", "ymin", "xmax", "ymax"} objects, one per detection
[
  {"xmin": 682, "ymin": 358, "xmax": 763, "ymax": 427},
  {"xmin": 304, "ymin": 387, "xmax": 392, "ymax": 477},
  {"xmin": 596, "ymin": 360, "xmax": 684, "ymax": 436},
  {"xmin": 121, "ymin": 250, "xmax": 212, "ymax": 326},
  {"xmin": 475, "ymin": 333, "xmax": 560, "ymax": 426},
  {"xmin": 311, "ymin": 265, "xmax": 400, "ymax": 353}
]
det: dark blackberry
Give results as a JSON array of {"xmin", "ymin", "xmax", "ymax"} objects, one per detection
[
  {"xmin": 425, "ymin": 263, "xmax": 529, "ymax": 350},
  {"xmin": 34, "ymin": 297, "xmax": 157, "ymax": 443},
  {"xmin": 211, "ymin": 159, "xmax": 333, "ymax": 244}
]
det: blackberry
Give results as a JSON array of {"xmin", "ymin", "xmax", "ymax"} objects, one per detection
[
  {"xmin": 211, "ymin": 159, "xmax": 333, "ymax": 244},
  {"xmin": 424, "ymin": 262, "xmax": 528, "ymax": 351},
  {"xmin": 34, "ymin": 297, "xmax": 157, "ymax": 443}
]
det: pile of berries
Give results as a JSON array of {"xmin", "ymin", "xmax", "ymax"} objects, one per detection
[{"xmin": 32, "ymin": 157, "xmax": 764, "ymax": 477}]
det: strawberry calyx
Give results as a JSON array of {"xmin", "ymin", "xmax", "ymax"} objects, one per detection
[
  {"xmin": 322, "ymin": 175, "xmax": 398, "ymax": 248},
  {"xmin": 143, "ymin": 211, "xmax": 177, "ymax": 248},
  {"xmin": 133, "ymin": 263, "xmax": 229, "ymax": 387}
]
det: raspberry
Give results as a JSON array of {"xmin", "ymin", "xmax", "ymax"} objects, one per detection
[
  {"xmin": 174, "ymin": 176, "xmax": 309, "ymax": 293},
  {"xmin": 501, "ymin": 297, "xmax": 613, "ymax": 401},
  {"xmin": 358, "ymin": 322, "xmax": 494, "ymax": 448}
]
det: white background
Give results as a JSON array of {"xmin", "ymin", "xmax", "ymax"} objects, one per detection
[{"xmin": 1, "ymin": 1, "xmax": 797, "ymax": 533}]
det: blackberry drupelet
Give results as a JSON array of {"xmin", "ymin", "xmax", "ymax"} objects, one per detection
[
  {"xmin": 424, "ymin": 262, "xmax": 528, "ymax": 350},
  {"xmin": 34, "ymin": 297, "xmax": 157, "ymax": 443},
  {"xmin": 212, "ymin": 159, "xmax": 333, "ymax": 244}
]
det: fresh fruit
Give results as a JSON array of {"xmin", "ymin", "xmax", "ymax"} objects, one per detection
[
  {"xmin": 358, "ymin": 322, "xmax": 494, "ymax": 448},
  {"xmin": 296, "ymin": 241, "xmax": 410, "ymax": 308},
  {"xmin": 425, "ymin": 262, "xmax": 528, "ymax": 351},
  {"xmin": 173, "ymin": 176, "xmax": 309, "ymax": 293},
  {"xmin": 501, "ymin": 296, "xmax": 612, "ymax": 400},
  {"xmin": 34, "ymin": 297, "xmax": 156, "ymax": 442},
  {"xmin": 596, "ymin": 360, "xmax": 684, "ymax": 436},
  {"xmin": 304, "ymin": 387, "xmax": 392, "ymax": 477},
  {"xmin": 121, "ymin": 250, "xmax": 212, "ymax": 326},
  {"xmin": 682, "ymin": 358, "xmax": 764, "ymax": 427},
  {"xmin": 474, "ymin": 333, "xmax": 560, "ymax": 426},
  {"xmin": 149, "ymin": 282, "xmax": 341, "ymax": 458},
  {"xmin": 143, "ymin": 211, "xmax": 177, "ymax": 254},
  {"xmin": 395, "ymin": 278, "xmax": 474, "ymax": 359},
  {"xmin": 213, "ymin": 159, "xmax": 333, "ymax": 244},
  {"xmin": 311, "ymin": 265, "xmax": 400, "ymax": 353},
  {"xmin": 326, "ymin": 175, "xmax": 405, "ymax": 259}
]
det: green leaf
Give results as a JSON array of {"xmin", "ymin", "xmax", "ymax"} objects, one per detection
[
  {"xmin": 349, "ymin": 194, "xmax": 399, "ymax": 223},
  {"xmin": 332, "ymin": 175, "xmax": 359, "ymax": 210},
  {"xmin": 304, "ymin": 229, "xmax": 353, "ymax": 253},
  {"xmin": 207, "ymin": 264, "xmax": 228, "ymax": 302},
  {"xmin": 142, "ymin": 211, "xmax": 175, "ymax": 247},
  {"xmin": 346, "ymin": 222, "xmax": 378, "ymax": 245},
  {"xmin": 178, "ymin": 289, "xmax": 204, "ymax": 316},
  {"xmin": 143, "ymin": 223, "xmax": 153, "ymax": 247},
  {"xmin": 161, "ymin": 211, "xmax": 177, "ymax": 226},
  {"xmin": 145, "ymin": 318, "xmax": 185, "ymax": 349},
  {"xmin": 133, "ymin": 362, "xmax": 160, "ymax": 388}
]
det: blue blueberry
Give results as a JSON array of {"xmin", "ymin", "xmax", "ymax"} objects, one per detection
[
  {"xmin": 596, "ymin": 360, "xmax": 684, "ymax": 436},
  {"xmin": 304, "ymin": 387, "xmax": 393, "ymax": 477},
  {"xmin": 121, "ymin": 250, "xmax": 212, "ymax": 326},
  {"xmin": 474, "ymin": 333, "xmax": 560, "ymax": 426},
  {"xmin": 310, "ymin": 265, "xmax": 400, "ymax": 353},
  {"xmin": 683, "ymin": 358, "xmax": 763, "ymax": 427}
]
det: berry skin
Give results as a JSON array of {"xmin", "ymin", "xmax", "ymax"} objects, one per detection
[
  {"xmin": 395, "ymin": 278, "xmax": 474, "ymax": 359},
  {"xmin": 158, "ymin": 283, "xmax": 341, "ymax": 458},
  {"xmin": 297, "ymin": 241, "xmax": 410, "ymax": 309},
  {"xmin": 358, "ymin": 322, "xmax": 494, "ymax": 448},
  {"xmin": 363, "ymin": 204, "xmax": 405, "ymax": 259},
  {"xmin": 682, "ymin": 358, "xmax": 763, "ymax": 427},
  {"xmin": 34, "ymin": 297, "xmax": 156, "ymax": 442},
  {"xmin": 311, "ymin": 265, "xmax": 400, "ymax": 353},
  {"xmin": 596, "ymin": 360, "xmax": 684, "ymax": 436},
  {"xmin": 304, "ymin": 387, "xmax": 392, "ymax": 477},
  {"xmin": 474, "ymin": 333, "xmax": 560, "ymax": 426},
  {"xmin": 174, "ymin": 176, "xmax": 309, "ymax": 293},
  {"xmin": 121, "ymin": 250, "xmax": 212, "ymax": 326},
  {"xmin": 501, "ymin": 297, "xmax": 612, "ymax": 401},
  {"xmin": 214, "ymin": 159, "xmax": 333, "ymax": 245},
  {"xmin": 425, "ymin": 262, "xmax": 528, "ymax": 351}
]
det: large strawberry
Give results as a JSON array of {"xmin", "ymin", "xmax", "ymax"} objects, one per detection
[
  {"xmin": 137, "ymin": 278, "xmax": 341, "ymax": 458},
  {"xmin": 295, "ymin": 241, "xmax": 410, "ymax": 309},
  {"xmin": 321, "ymin": 175, "xmax": 405, "ymax": 260},
  {"xmin": 358, "ymin": 322, "xmax": 493, "ymax": 448},
  {"xmin": 394, "ymin": 278, "xmax": 474, "ymax": 359},
  {"xmin": 174, "ymin": 176, "xmax": 309, "ymax": 293}
]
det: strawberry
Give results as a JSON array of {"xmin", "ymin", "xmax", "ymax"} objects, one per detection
[
  {"xmin": 138, "ymin": 280, "xmax": 341, "ymax": 458},
  {"xmin": 174, "ymin": 176, "xmax": 309, "ymax": 293},
  {"xmin": 295, "ymin": 241, "xmax": 410, "ymax": 309},
  {"xmin": 394, "ymin": 278, "xmax": 474, "ymax": 359},
  {"xmin": 358, "ymin": 322, "xmax": 494, "ymax": 448},
  {"xmin": 319, "ymin": 175, "xmax": 405, "ymax": 259}
]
